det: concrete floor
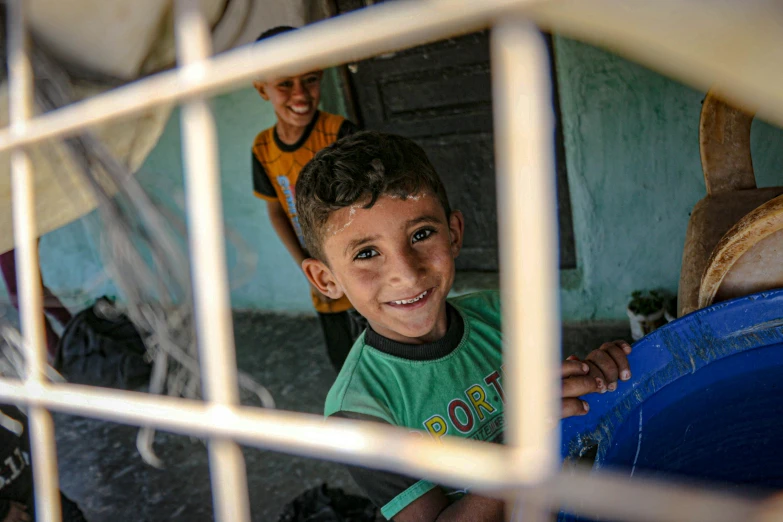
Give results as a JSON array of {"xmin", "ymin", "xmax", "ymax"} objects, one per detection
[
  {"xmin": 54, "ymin": 311, "xmax": 360, "ymax": 522},
  {"xmin": 42, "ymin": 311, "xmax": 630, "ymax": 521}
]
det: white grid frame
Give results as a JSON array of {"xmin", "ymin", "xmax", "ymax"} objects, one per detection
[{"xmin": 2, "ymin": 0, "xmax": 782, "ymax": 521}]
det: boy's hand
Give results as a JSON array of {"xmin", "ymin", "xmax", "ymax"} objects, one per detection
[
  {"xmin": 561, "ymin": 359, "xmax": 598, "ymax": 418},
  {"xmin": 3, "ymin": 502, "xmax": 30, "ymax": 522},
  {"xmin": 561, "ymin": 340, "xmax": 632, "ymax": 418},
  {"xmin": 581, "ymin": 340, "xmax": 633, "ymax": 393}
]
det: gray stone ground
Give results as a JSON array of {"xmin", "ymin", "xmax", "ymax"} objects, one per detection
[
  {"xmin": 53, "ymin": 311, "xmax": 359, "ymax": 522},
  {"xmin": 11, "ymin": 309, "xmax": 629, "ymax": 522}
]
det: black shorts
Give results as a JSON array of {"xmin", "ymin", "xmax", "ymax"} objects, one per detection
[{"xmin": 318, "ymin": 309, "xmax": 367, "ymax": 372}]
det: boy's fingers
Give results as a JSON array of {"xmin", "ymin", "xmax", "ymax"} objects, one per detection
[
  {"xmin": 586, "ymin": 348, "xmax": 619, "ymax": 384},
  {"xmin": 615, "ymin": 340, "xmax": 633, "ymax": 355},
  {"xmin": 579, "ymin": 361, "xmax": 607, "ymax": 393},
  {"xmin": 561, "ymin": 359, "xmax": 590, "ymax": 378},
  {"xmin": 603, "ymin": 342, "xmax": 632, "ymax": 381},
  {"xmin": 562, "ymin": 375, "xmax": 599, "ymax": 398},
  {"xmin": 562, "ymin": 398, "xmax": 589, "ymax": 418}
]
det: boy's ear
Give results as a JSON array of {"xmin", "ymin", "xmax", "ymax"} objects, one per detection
[
  {"xmin": 448, "ymin": 210, "xmax": 465, "ymax": 259},
  {"xmin": 253, "ymin": 80, "xmax": 269, "ymax": 100},
  {"xmin": 302, "ymin": 258, "xmax": 345, "ymax": 300}
]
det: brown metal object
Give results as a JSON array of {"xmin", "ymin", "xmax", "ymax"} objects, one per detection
[
  {"xmin": 679, "ymin": 89, "xmax": 783, "ymax": 316},
  {"xmin": 678, "ymin": 188, "xmax": 783, "ymax": 316},
  {"xmin": 700, "ymin": 195, "xmax": 783, "ymax": 309},
  {"xmin": 699, "ymin": 91, "xmax": 756, "ymax": 195}
]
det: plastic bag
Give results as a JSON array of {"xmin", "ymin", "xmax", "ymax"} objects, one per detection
[{"xmin": 277, "ymin": 484, "xmax": 379, "ymax": 522}]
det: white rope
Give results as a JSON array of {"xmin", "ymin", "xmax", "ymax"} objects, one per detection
[{"xmin": 0, "ymin": 32, "xmax": 275, "ymax": 468}]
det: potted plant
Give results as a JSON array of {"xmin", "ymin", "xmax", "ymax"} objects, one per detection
[
  {"xmin": 664, "ymin": 294, "xmax": 677, "ymax": 324},
  {"xmin": 627, "ymin": 290, "xmax": 667, "ymax": 340}
]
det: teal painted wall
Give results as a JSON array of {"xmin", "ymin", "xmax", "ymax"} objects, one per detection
[
  {"xmin": 29, "ymin": 69, "xmax": 348, "ymax": 315},
  {"xmin": 14, "ymin": 42, "xmax": 783, "ymax": 321},
  {"xmin": 136, "ymin": 86, "xmax": 315, "ymax": 312},
  {"xmin": 553, "ymin": 37, "xmax": 783, "ymax": 320}
]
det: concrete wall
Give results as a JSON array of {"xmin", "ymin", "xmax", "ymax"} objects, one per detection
[
  {"xmin": 553, "ymin": 37, "xmax": 783, "ymax": 320},
  {"xmin": 16, "ymin": 38, "xmax": 783, "ymax": 321}
]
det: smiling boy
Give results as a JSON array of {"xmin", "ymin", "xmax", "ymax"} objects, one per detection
[
  {"xmin": 251, "ymin": 26, "xmax": 363, "ymax": 372},
  {"xmin": 296, "ymin": 131, "xmax": 632, "ymax": 521}
]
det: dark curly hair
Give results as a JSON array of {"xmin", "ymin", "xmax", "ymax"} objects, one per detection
[{"xmin": 296, "ymin": 131, "xmax": 452, "ymax": 262}]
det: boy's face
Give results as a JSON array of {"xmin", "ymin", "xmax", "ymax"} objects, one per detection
[
  {"xmin": 303, "ymin": 193, "xmax": 464, "ymax": 345},
  {"xmin": 253, "ymin": 71, "xmax": 323, "ymax": 130}
]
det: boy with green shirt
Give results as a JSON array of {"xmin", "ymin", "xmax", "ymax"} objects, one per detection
[{"xmin": 296, "ymin": 131, "xmax": 632, "ymax": 521}]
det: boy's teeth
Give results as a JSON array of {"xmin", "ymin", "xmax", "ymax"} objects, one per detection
[{"xmin": 392, "ymin": 290, "xmax": 428, "ymax": 305}]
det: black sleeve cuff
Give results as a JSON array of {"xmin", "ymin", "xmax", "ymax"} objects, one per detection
[{"xmin": 252, "ymin": 152, "xmax": 276, "ymax": 198}]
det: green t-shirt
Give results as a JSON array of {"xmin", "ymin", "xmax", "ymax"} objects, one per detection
[{"xmin": 325, "ymin": 290, "xmax": 504, "ymax": 519}]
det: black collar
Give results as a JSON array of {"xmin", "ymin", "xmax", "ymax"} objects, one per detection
[
  {"xmin": 364, "ymin": 304, "xmax": 464, "ymax": 361},
  {"xmin": 273, "ymin": 111, "xmax": 321, "ymax": 152}
]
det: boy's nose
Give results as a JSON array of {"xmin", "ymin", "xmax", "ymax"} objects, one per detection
[
  {"xmin": 291, "ymin": 79, "xmax": 308, "ymax": 98},
  {"xmin": 387, "ymin": 250, "xmax": 422, "ymax": 287}
]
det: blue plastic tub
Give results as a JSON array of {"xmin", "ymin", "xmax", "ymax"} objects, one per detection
[{"xmin": 559, "ymin": 289, "xmax": 783, "ymax": 520}]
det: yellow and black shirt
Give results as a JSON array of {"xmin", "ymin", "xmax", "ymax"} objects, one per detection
[{"xmin": 252, "ymin": 111, "xmax": 356, "ymax": 314}]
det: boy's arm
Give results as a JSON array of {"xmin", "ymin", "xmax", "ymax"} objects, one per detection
[
  {"xmin": 394, "ymin": 489, "xmax": 504, "ymax": 522},
  {"xmin": 347, "ymin": 464, "xmax": 503, "ymax": 522},
  {"xmin": 335, "ymin": 412, "xmax": 504, "ymax": 521},
  {"xmin": 266, "ymin": 200, "xmax": 308, "ymax": 267},
  {"xmin": 253, "ymin": 152, "xmax": 329, "ymax": 300},
  {"xmin": 252, "ymin": 151, "xmax": 305, "ymax": 263},
  {"xmin": 399, "ymin": 343, "xmax": 632, "ymax": 522},
  {"xmin": 266, "ymin": 200, "xmax": 333, "ymax": 302}
]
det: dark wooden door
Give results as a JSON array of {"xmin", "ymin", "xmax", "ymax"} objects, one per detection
[{"xmin": 333, "ymin": 0, "xmax": 575, "ymax": 271}]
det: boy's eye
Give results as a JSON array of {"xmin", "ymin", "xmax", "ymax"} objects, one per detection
[
  {"xmin": 355, "ymin": 248, "xmax": 379, "ymax": 260},
  {"xmin": 304, "ymin": 75, "xmax": 320, "ymax": 85},
  {"xmin": 412, "ymin": 228, "xmax": 435, "ymax": 243},
  {"xmin": 277, "ymin": 80, "xmax": 293, "ymax": 89}
]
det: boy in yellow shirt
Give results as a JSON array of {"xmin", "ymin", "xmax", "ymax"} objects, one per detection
[{"xmin": 251, "ymin": 26, "xmax": 363, "ymax": 371}]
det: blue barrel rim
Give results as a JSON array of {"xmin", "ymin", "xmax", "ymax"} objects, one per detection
[{"xmin": 560, "ymin": 288, "xmax": 783, "ymax": 464}]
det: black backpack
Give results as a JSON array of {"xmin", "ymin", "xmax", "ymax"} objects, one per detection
[{"xmin": 55, "ymin": 297, "xmax": 152, "ymax": 390}]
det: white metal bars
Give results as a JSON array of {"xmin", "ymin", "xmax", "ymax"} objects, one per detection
[
  {"xmin": 0, "ymin": 379, "xmax": 769, "ymax": 522},
  {"xmin": 0, "ymin": 0, "xmax": 534, "ymax": 154},
  {"xmin": 6, "ymin": 1, "xmax": 62, "ymax": 520},
  {"xmin": 493, "ymin": 20, "xmax": 560, "ymax": 521},
  {"xmin": 2, "ymin": 0, "xmax": 783, "ymax": 521},
  {"xmin": 174, "ymin": 1, "xmax": 252, "ymax": 520}
]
